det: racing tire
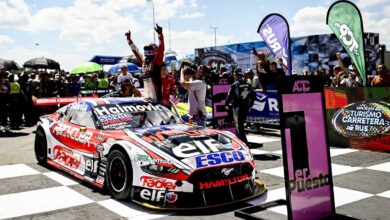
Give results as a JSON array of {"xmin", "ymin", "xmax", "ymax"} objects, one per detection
[
  {"xmin": 34, "ymin": 128, "xmax": 48, "ymax": 166},
  {"xmin": 106, "ymin": 150, "xmax": 132, "ymax": 200}
]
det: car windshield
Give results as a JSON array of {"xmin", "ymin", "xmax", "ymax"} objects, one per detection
[{"xmin": 93, "ymin": 102, "xmax": 183, "ymax": 130}]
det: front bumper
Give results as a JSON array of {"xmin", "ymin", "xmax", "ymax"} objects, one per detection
[{"xmin": 131, "ymin": 179, "xmax": 266, "ymax": 210}]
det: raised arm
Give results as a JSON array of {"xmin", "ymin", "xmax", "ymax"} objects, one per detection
[
  {"xmin": 336, "ymin": 52, "xmax": 346, "ymax": 71},
  {"xmin": 155, "ymin": 24, "xmax": 165, "ymax": 65},
  {"xmin": 125, "ymin": 30, "xmax": 143, "ymax": 66}
]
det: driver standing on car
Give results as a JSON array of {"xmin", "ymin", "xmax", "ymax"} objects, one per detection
[{"xmin": 125, "ymin": 24, "xmax": 165, "ymax": 103}]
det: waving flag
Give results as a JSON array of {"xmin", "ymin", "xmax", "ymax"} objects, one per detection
[
  {"xmin": 327, "ymin": 0, "xmax": 367, "ymax": 85},
  {"xmin": 257, "ymin": 13, "xmax": 292, "ymax": 75}
]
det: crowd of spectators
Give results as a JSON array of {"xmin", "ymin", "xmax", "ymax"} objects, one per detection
[{"xmin": 1, "ymin": 49, "xmax": 389, "ymax": 130}]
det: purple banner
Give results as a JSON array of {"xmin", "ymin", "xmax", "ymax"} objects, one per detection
[
  {"xmin": 258, "ymin": 14, "xmax": 292, "ymax": 75},
  {"xmin": 278, "ymin": 76, "xmax": 335, "ymax": 219}
]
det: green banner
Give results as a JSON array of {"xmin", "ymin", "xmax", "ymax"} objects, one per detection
[{"xmin": 327, "ymin": 1, "xmax": 367, "ymax": 85}]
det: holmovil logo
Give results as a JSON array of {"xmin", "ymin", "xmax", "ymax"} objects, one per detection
[{"xmin": 334, "ymin": 22, "xmax": 359, "ymax": 55}]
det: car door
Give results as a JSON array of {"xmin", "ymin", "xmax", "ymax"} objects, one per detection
[{"xmin": 49, "ymin": 101, "xmax": 99, "ymax": 175}]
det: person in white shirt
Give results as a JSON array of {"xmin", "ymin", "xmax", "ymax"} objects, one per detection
[
  {"xmin": 245, "ymin": 68, "xmax": 263, "ymax": 90},
  {"xmin": 180, "ymin": 65, "xmax": 207, "ymax": 126},
  {"xmin": 116, "ymin": 64, "xmax": 134, "ymax": 90}
]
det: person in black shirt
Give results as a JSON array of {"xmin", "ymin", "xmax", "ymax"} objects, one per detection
[
  {"xmin": 225, "ymin": 70, "xmax": 255, "ymax": 145},
  {"xmin": 264, "ymin": 61, "xmax": 286, "ymax": 91}
]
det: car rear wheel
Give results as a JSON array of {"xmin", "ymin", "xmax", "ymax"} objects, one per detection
[
  {"xmin": 34, "ymin": 128, "xmax": 48, "ymax": 166},
  {"xmin": 106, "ymin": 150, "xmax": 132, "ymax": 200}
]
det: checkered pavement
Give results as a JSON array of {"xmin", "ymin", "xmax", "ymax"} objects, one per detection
[
  {"xmin": 0, "ymin": 134, "xmax": 389, "ymax": 219},
  {"xmin": 246, "ymin": 134, "xmax": 390, "ymax": 219}
]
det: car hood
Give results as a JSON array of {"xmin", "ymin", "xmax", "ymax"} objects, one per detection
[{"xmin": 126, "ymin": 124, "xmax": 253, "ymax": 171}]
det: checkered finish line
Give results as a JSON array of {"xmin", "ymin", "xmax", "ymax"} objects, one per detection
[{"xmin": 0, "ymin": 145, "xmax": 389, "ymax": 219}]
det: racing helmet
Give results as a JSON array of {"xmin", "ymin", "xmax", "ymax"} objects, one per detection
[{"xmin": 143, "ymin": 43, "xmax": 158, "ymax": 56}]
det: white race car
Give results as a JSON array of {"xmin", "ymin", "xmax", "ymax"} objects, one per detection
[{"xmin": 35, "ymin": 97, "xmax": 266, "ymax": 210}]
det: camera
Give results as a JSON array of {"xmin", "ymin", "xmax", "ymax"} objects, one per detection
[{"xmin": 179, "ymin": 61, "xmax": 197, "ymax": 73}]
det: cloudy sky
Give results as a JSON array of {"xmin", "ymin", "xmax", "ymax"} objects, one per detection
[{"xmin": 0, "ymin": 0, "xmax": 389, "ymax": 71}]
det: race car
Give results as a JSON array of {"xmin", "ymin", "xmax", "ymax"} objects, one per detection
[{"xmin": 34, "ymin": 97, "xmax": 266, "ymax": 209}]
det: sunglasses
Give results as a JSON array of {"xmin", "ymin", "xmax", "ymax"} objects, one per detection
[{"xmin": 144, "ymin": 50, "xmax": 157, "ymax": 56}]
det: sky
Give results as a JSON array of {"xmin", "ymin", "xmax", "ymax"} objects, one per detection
[{"xmin": 0, "ymin": 0, "xmax": 389, "ymax": 71}]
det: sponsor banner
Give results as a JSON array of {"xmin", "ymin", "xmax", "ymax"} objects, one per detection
[
  {"xmin": 80, "ymin": 89, "xmax": 112, "ymax": 96},
  {"xmin": 247, "ymin": 90, "xmax": 279, "ymax": 125},
  {"xmin": 327, "ymin": 1, "xmax": 367, "ymax": 84},
  {"xmin": 278, "ymin": 76, "xmax": 335, "ymax": 219},
  {"xmin": 325, "ymin": 87, "xmax": 390, "ymax": 152},
  {"xmin": 33, "ymin": 97, "xmax": 93, "ymax": 106},
  {"xmin": 258, "ymin": 13, "xmax": 292, "ymax": 75},
  {"xmin": 211, "ymin": 80, "xmax": 236, "ymax": 133},
  {"xmin": 332, "ymin": 101, "xmax": 390, "ymax": 137},
  {"xmin": 195, "ymin": 33, "xmax": 380, "ymax": 81}
]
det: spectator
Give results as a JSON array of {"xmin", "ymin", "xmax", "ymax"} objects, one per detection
[
  {"xmin": 109, "ymin": 74, "xmax": 118, "ymax": 90},
  {"xmin": 335, "ymin": 52, "xmax": 363, "ymax": 87},
  {"xmin": 340, "ymin": 72, "xmax": 359, "ymax": 87},
  {"xmin": 8, "ymin": 74, "xmax": 22, "ymax": 129},
  {"xmin": 117, "ymin": 79, "xmax": 142, "ymax": 97},
  {"xmin": 371, "ymin": 64, "xmax": 390, "ymax": 87},
  {"xmin": 117, "ymin": 65, "xmax": 134, "ymax": 90},
  {"xmin": 264, "ymin": 61, "xmax": 285, "ymax": 90},
  {"xmin": 97, "ymin": 72, "xmax": 109, "ymax": 89},
  {"xmin": 0, "ymin": 73, "xmax": 9, "ymax": 127},
  {"xmin": 252, "ymin": 48, "xmax": 270, "ymax": 75},
  {"xmin": 91, "ymin": 74, "xmax": 98, "ymax": 90},
  {"xmin": 160, "ymin": 63, "xmax": 176, "ymax": 108},
  {"xmin": 180, "ymin": 66, "xmax": 207, "ymax": 127},
  {"xmin": 68, "ymin": 75, "xmax": 81, "ymax": 96},
  {"xmin": 225, "ymin": 70, "xmax": 255, "ymax": 146},
  {"xmin": 245, "ymin": 68, "xmax": 263, "ymax": 90}
]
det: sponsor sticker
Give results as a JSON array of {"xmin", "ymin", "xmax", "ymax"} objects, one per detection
[
  {"xmin": 69, "ymin": 101, "xmax": 93, "ymax": 112},
  {"xmin": 165, "ymin": 192, "xmax": 178, "ymax": 203},
  {"xmin": 140, "ymin": 189, "xmax": 177, "ymax": 203},
  {"xmin": 199, "ymin": 174, "xmax": 250, "ymax": 190},
  {"xmin": 172, "ymin": 139, "xmax": 235, "ymax": 158},
  {"xmin": 195, "ymin": 150, "xmax": 247, "ymax": 168},
  {"xmin": 94, "ymin": 103, "xmax": 162, "ymax": 116},
  {"xmin": 53, "ymin": 146, "xmax": 82, "ymax": 170},
  {"xmin": 51, "ymin": 123, "xmax": 93, "ymax": 144},
  {"xmin": 98, "ymin": 113, "xmax": 133, "ymax": 126},
  {"xmin": 140, "ymin": 176, "xmax": 176, "ymax": 190}
]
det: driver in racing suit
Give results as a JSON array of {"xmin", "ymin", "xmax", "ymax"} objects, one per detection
[{"xmin": 125, "ymin": 24, "xmax": 164, "ymax": 103}]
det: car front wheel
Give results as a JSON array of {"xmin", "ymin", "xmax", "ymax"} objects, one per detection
[
  {"xmin": 106, "ymin": 150, "xmax": 132, "ymax": 200},
  {"xmin": 34, "ymin": 128, "xmax": 48, "ymax": 166}
]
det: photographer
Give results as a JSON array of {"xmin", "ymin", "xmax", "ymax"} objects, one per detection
[{"xmin": 180, "ymin": 63, "xmax": 207, "ymax": 127}]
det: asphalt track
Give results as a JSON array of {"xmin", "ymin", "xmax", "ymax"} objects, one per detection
[{"xmin": 0, "ymin": 126, "xmax": 389, "ymax": 219}]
